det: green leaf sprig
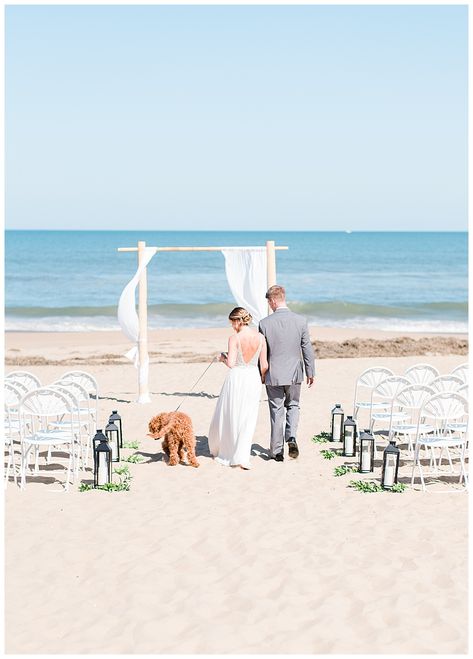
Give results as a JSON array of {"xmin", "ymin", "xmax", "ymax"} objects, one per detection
[
  {"xmin": 312, "ymin": 431, "xmax": 331, "ymax": 443},
  {"xmin": 122, "ymin": 454, "xmax": 144, "ymax": 463},
  {"xmin": 349, "ymin": 480, "xmax": 383, "ymax": 493},
  {"xmin": 391, "ymin": 483, "xmax": 407, "ymax": 493},
  {"xmin": 123, "ymin": 441, "xmax": 140, "ymax": 450},
  {"xmin": 334, "ymin": 465, "xmax": 358, "ymax": 477},
  {"xmin": 320, "ymin": 449, "xmax": 337, "ymax": 460}
]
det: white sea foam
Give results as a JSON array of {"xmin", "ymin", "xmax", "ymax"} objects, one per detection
[{"xmin": 5, "ymin": 314, "xmax": 467, "ymax": 334}]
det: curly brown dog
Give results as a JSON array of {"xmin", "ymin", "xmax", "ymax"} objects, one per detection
[{"xmin": 148, "ymin": 411, "xmax": 199, "ymax": 468}]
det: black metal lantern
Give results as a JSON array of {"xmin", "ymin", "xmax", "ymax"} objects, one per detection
[
  {"xmin": 342, "ymin": 416, "xmax": 357, "ymax": 457},
  {"xmin": 331, "ymin": 404, "xmax": 344, "ymax": 442},
  {"xmin": 105, "ymin": 421, "xmax": 120, "ymax": 462},
  {"xmin": 93, "ymin": 429, "xmax": 112, "ymax": 487},
  {"xmin": 359, "ymin": 429, "xmax": 375, "ymax": 473},
  {"xmin": 109, "ymin": 410, "xmax": 123, "ymax": 448},
  {"xmin": 381, "ymin": 440, "xmax": 400, "ymax": 489}
]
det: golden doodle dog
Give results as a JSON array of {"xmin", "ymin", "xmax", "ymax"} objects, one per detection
[{"xmin": 148, "ymin": 411, "xmax": 199, "ymax": 468}]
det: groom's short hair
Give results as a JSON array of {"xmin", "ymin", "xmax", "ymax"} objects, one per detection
[{"xmin": 266, "ymin": 285, "xmax": 286, "ymax": 301}]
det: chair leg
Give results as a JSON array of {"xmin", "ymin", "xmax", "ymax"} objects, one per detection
[
  {"xmin": 72, "ymin": 437, "xmax": 81, "ymax": 476},
  {"xmin": 459, "ymin": 450, "xmax": 468, "ymax": 486},
  {"xmin": 411, "ymin": 445, "xmax": 421, "ymax": 488},
  {"xmin": 71, "ymin": 442, "xmax": 77, "ymax": 482},
  {"xmin": 65, "ymin": 452, "xmax": 72, "ymax": 491},
  {"xmin": 413, "ymin": 444, "xmax": 426, "ymax": 491},
  {"xmin": 4, "ymin": 446, "xmax": 13, "ymax": 489},
  {"xmin": 407, "ymin": 433, "xmax": 414, "ymax": 457},
  {"xmin": 8, "ymin": 443, "xmax": 19, "ymax": 487},
  {"xmin": 430, "ymin": 447, "xmax": 438, "ymax": 473},
  {"xmin": 445, "ymin": 446, "xmax": 455, "ymax": 473},
  {"xmin": 20, "ymin": 445, "xmax": 32, "ymax": 489},
  {"xmin": 84, "ymin": 437, "xmax": 90, "ymax": 470},
  {"xmin": 34, "ymin": 445, "xmax": 40, "ymax": 475}
]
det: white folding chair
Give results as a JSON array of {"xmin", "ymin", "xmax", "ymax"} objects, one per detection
[
  {"xmin": 411, "ymin": 393, "xmax": 468, "ymax": 492},
  {"xmin": 353, "ymin": 367, "xmax": 394, "ymax": 420},
  {"xmin": 451, "ymin": 363, "xmax": 468, "ymax": 384},
  {"xmin": 4, "ymin": 382, "xmax": 24, "ymax": 488},
  {"xmin": 5, "ymin": 371, "xmax": 41, "ymax": 391},
  {"xmin": 19, "ymin": 388, "xmax": 81, "ymax": 491},
  {"xmin": 391, "ymin": 384, "xmax": 435, "ymax": 455},
  {"xmin": 404, "ymin": 363, "xmax": 439, "ymax": 385},
  {"xmin": 50, "ymin": 381, "xmax": 93, "ymax": 469},
  {"xmin": 369, "ymin": 376, "xmax": 410, "ymax": 454},
  {"xmin": 429, "ymin": 375, "xmax": 464, "ymax": 394},
  {"xmin": 58, "ymin": 371, "xmax": 99, "ymax": 426}
]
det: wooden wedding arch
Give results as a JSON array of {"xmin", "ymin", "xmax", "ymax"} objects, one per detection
[{"xmin": 117, "ymin": 240, "xmax": 288, "ymax": 402}]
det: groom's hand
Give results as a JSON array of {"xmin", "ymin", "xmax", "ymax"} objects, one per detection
[{"xmin": 307, "ymin": 376, "xmax": 314, "ymax": 388}]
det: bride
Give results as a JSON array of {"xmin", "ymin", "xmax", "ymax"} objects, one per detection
[{"xmin": 208, "ymin": 307, "xmax": 268, "ymax": 470}]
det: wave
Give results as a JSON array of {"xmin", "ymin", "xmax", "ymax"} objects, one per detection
[
  {"xmin": 5, "ymin": 299, "xmax": 468, "ymax": 333},
  {"xmin": 5, "ymin": 317, "xmax": 468, "ymax": 334},
  {"xmin": 5, "ymin": 300, "xmax": 468, "ymax": 320}
]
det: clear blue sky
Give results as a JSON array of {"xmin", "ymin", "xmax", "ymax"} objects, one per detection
[{"xmin": 5, "ymin": 4, "xmax": 467, "ymax": 231}]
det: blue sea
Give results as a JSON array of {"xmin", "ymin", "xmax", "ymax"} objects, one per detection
[{"xmin": 5, "ymin": 231, "xmax": 468, "ymax": 333}]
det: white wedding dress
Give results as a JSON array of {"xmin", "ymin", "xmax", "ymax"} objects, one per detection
[{"xmin": 208, "ymin": 335, "xmax": 263, "ymax": 469}]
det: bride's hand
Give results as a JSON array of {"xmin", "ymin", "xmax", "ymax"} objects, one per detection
[{"xmin": 218, "ymin": 352, "xmax": 227, "ymax": 363}]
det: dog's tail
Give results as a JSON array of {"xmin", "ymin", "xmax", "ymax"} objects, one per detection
[{"xmin": 156, "ymin": 419, "xmax": 175, "ymax": 437}]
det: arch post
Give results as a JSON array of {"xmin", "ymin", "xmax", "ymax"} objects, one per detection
[
  {"xmin": 137, "ymin": 240, "xmax": 150, "ymax": 403},
  {"xmin": 266, "ymin": 240, "xmax": 277, "ymax": 314}
]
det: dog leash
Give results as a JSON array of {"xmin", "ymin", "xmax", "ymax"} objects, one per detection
[{"xmin": 174, "ymin": 356, "xmax": 217, "ymax": 412}]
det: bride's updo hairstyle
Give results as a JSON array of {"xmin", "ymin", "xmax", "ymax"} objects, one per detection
[{"xmin": 229, "ymin": 307, "xmax": 252, "ymax": 326}]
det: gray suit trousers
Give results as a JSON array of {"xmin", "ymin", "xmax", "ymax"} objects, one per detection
[{"xmin": 266, "ymin": 384, "xmax": 301, "ymax": 457}]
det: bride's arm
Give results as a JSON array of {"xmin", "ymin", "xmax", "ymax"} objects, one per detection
[
  {"xmin": 259, "ymin": 337, "xmax": 268, "ymax": 382},
  {"xmin": 220, "ymin": 335, "xmax": 237, "ymax": 368}
]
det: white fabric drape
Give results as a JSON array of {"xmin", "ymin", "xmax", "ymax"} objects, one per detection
[
  {"xmin": 222, "ymin": 248, "xmax": 268, "ymax": 324},
  {"xmin": 117, "ymin": 247, "xmax": 157, "ymax": 403}
]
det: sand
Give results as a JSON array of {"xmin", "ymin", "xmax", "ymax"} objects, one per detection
[{"xmin": 4, "ymin": 327, "xmax": 469, "ymax": 654}]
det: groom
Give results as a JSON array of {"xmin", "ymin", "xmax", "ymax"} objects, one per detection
[{"xmin": 259, "ymin": 285, "xmax": 315, "ymax": 461}]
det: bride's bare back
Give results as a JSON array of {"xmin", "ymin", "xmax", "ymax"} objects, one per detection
[{"xmin": 237, "ymin": 329, "xmax": 262, "ymax": 363}]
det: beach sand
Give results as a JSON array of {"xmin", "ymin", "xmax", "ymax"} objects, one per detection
[{"xmin": 4, "ymin": 327, "xmax": 468, "ymax": 654}]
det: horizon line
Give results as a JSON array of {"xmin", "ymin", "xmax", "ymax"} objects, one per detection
[{"xmin": 5, "ymin": 228, "xmax": 468, "ymax": 233}]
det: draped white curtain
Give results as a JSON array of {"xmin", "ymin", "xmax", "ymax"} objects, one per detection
[
  {"xmin": 117, "ymin": 246, "xmax": 157, "ymax": 403},
  {"xmin": 221, "ymin": 248, "xmax": 268, "ymax": 325}
]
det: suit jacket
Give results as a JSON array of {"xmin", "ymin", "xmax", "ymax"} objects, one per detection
[{"xmin": 258, "ymin": 308, "xmax": 315, "ymax": 386}]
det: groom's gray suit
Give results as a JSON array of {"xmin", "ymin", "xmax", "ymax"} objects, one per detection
[{"xmin": 259, "ymin": 308, "xmax": 315, "ymax": 457}]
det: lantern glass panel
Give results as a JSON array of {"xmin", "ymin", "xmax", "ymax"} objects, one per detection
[
  {"xmin": 109, "ymin": 411, "xmax": 123, "ymax": 447},
  {"xmin": 361, "ymin": 442, "xmax": 371, "ymax": 472},
  {"xmin": 333, "ymin": 415, "xmax": 342, "ymax": 441},
  {"xmin": 331, "ymin": 405, "xmax": 344, "ymax": 441},
  {"xmin": 105, "ymin": 422, "xmax": 120, "ymax": 462},
  {"xmin": 344, "ymin": 428, "xmax": 354, "ymax": 456},
  {"xmin": 383, "ymin": 454, "xmax": 397, "ymax": 488},
  {"xmin": 97, "ymin": 451, "xmax": 110, "ymax": 486}
]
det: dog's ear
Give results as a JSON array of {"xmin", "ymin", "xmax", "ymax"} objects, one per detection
[{"xmin": 148, "ymin": 416, "xmax": 158, "ymax": 433}]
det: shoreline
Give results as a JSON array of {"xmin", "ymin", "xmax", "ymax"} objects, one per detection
[{"xmin": 5, "ymin": 326, "xmax": 468, "ymax": 367}]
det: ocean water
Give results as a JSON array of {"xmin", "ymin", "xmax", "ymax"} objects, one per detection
[{"xmin": 5, "ymin": 231, "xmax": 468, "ymax": 333}]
